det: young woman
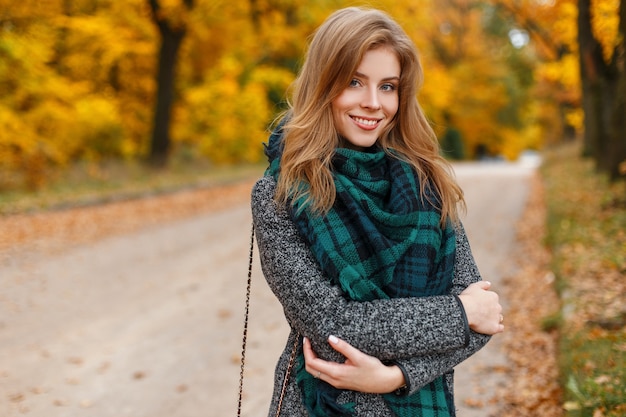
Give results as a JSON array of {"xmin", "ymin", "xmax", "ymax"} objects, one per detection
[{"xmin": 251, "ymin": 7, "xmax": 503, "ymax": 417}]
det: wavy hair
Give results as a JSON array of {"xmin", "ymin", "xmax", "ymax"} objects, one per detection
[{"xmin": 275, "ymin": 7, "xmax": 464, "ymax": 223}]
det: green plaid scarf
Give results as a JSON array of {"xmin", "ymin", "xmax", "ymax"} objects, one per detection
[{"xmin": 265, "ymin": 125, "xmax": 456, "ymax": 417}]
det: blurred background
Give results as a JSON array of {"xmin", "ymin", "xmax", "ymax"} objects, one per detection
[{"xmin": 0, "ymin": 0, "xmax": 624, "ymax": 197}]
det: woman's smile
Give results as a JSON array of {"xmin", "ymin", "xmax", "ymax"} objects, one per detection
[
  {"xmin": 332, "ymin": 47, "xmax": 400, "ymax": 150},
  {"xmin": 350, "ymin": 116, "xmax": 382, "ymax": 129}
]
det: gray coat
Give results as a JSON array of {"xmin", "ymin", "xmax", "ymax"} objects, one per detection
[{"xmin": 251, "ymin": 176, "xmax": 491, "ymax": 416}]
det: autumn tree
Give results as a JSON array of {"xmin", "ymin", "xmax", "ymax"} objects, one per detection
[
  {"xmin": 492, "ymin": 0, "xmax": 625, "ymax": 179},
  {"xmin": 393, "ymin": 0, "xmax": 542, "ymax": 159},
  {"xmin": 486, "ymin": 0, "xmax": 581, "ymax": 148},
  {"xmin": 147, "ymin": 0, "xmax": 193, "ymax": 167},
  {"xmin": 578, "ymin": 0, "xmax": 625, "ymax": 180}
]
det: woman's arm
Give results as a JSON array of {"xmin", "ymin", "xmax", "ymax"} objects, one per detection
[
  {"xmin": 252, "ymin": 177, "xmax": 497, "ymax": 361},
  {"xmin": 299, "ymin": 215, "xmax": 496, "ymax": 395},
  {"xmin": 302, "ymin": 328, "xmax": 491, "ymax": 396}
]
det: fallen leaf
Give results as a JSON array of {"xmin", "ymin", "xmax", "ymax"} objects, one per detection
[
  {"xmin": 463, "ymin": 398, "xmax": 484, "ymax": 408},
  {"xmin": 67, "ymin": 356, "xmax": 84, "ymax": 366},
  {"xmin": 563, "ymin": 401, "xmax": 581, "ymax": 411},
  {"xmin": 80, "ymin": 399, "xmax": 93, "ymax": 408},
  {"xmin": 218, "ymin": 309, "xmax": 233, "ymax": 319},
  {"xmin": 8, "ymin": 393, "xmax": 24, "ymax": 403},
  {"xmin": 593, "ymin": 408, "xmax": 605, "ymax": 417},
  {"xmin": 594, "ymin": 375, "xmax": 611, "ymax": 385}
]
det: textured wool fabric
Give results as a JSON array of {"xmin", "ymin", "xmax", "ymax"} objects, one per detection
[
  {"xmin": 251, "ymin": 177, "xmax": 492, "ymax": 417},
  {"xmin": 266, "ymin": 133, "xmax": 457, "ymax": 416}
]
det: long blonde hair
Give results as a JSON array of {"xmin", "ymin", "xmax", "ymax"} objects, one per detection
[{"xmin": 275, "ymin": 7, "xmax": 464, "ymax": 224}]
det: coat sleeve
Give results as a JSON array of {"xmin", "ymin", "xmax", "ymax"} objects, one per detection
[
  {"xmin": 251, "ymin": 176, "xmax": 479, "ymax": 362},
  {"xmin": 393, "ymin": 224, "xmax": 491, "ymax": 395}
]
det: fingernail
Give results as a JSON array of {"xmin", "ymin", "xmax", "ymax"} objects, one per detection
[
  {"xmin": 328, "ymin": 335, "xmax": 339, "ymax": 344},
  {"xmin": 303, "ymin": 336, "xmax": 308, "ymax": 345}
]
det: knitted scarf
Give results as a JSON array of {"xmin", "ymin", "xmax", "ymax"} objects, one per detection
[{"xmin": 265, "ymin": 125, "xmax": 456, "ymax": 417}]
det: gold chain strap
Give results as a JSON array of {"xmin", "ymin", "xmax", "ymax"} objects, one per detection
[
  {"xmin": 236, "ymin": 224, "xmax": 255, "ymax": 417},
  {"xmin": 275, "ymin": 336, "xmax": 299, "ymax": 416},
  {"xmin": 237, "ymin": 223, "xmax": 298, "ymax": 417}
]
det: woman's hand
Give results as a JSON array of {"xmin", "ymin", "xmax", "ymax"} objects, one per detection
[
  {"xmin": 302, "ymin": 336, "xmax": 405, "ymax": 394},
  {"xmin": 458, "ymin": 281, "xmax": 504, "ymax": 335}
]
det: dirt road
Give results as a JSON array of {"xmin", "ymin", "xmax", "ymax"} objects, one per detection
[{"xmin": 0, "ymin": 158, "xmax": 539, "ymax": 417}]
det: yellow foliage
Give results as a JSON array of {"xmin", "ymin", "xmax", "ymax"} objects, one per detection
[
  {"xmin": 0, "ymin": 105, "xmax": 39, "ymax": 168},
  {"xmin": 153, "ymin": 0, "xmax": 193, "ymax": 31},
  {"xmin": 536, "ymin": 54, "xmax": 580, "ymax": 91},
  {"xmin": 590, "ymin": 0, "xmax": 620, "ymax": 62},
  {"xmin": 71, "ymin": 96, "xmax": 126, "ymax": 159},
  {"xmin": 552, "ymin": 1, "xmax": 580, "ymax": 52},
  {"xmin": 0, "ymin": 0, "xmax": 589, "ymax": 186},
  {"xmin": 421, "ymin": 64, "xmax": 456, "ymax": 112},
  {"xmin": 175, "ymin": 55, "xmax": 272, "ymax": 164},
  {"xmin": 0, "ymin": 0, "xmax": 62, "ymax": 20},
  {"xmin": 565, "ymin": 107, "xmax": 585, "ymax": 131},
  {"xmin": 0, "ymin": 11, "xmax": 135, "ymax": 188},
  {"xmin": 249, "ymin": 65, "xmax": 295, "ymax": 107},
  {"xmin": 181, "ymin": 1, "xmax": 240, "ymax": 81},
  {"xmin": 498, "ymin": 121, "xmax": 545, "ymax": 161}
]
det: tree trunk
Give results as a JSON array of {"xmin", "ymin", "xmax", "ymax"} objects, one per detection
[
  {"xmin": 608, "ymin": 0, "xmax": 626, "ymax": 181},
  {"xmin": 577, "ymin": 0, "xmax": 625, "ymax": 177},
  {"xmin": 148, "ymin": 25, "xmax": 184, "ymax": 167},
  {"xmin": 147, "ymin": 0, "xmax": 193, "ymax": 167},
  {"xmin": 577, "ymin": 0, "xmax": 607, "ymax": 161}
]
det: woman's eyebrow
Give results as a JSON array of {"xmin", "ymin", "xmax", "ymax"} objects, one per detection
[{"xmin": 354, "ymin": 71, "xmax": 400, "ymax": 82}]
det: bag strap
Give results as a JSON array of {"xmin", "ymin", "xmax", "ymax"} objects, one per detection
[
  {"xmin": 237, "ymin": 222, "xmax": 298, "ymax": 417},
  {"xmin": 276, "ymin": 336, "xmax": 299, "ymax": 415},
  {"xmin": 236, "ymin": 223, "xmax": 255, "ymax": 417}
]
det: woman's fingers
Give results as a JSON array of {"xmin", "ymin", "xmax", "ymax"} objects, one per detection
[
  {"xmin": 466, "ymin": 280, "xmax": 491, "ymax": 291},
  {"xmin": 459, "ymin": 281, "xmax": 504, "ymax": 335},
  {"xmin": 302, "ymin": 336, "xmax": 404, "ymax": 393},
  {"xmin": 326, "ymin": 334, "xmax": 366, "ymax": 362},
  {"xmin": 302, "ymin": 337, "xmax": 336, "ymax": 380},
  {"xmin": 303, "ymin": 335, "xmax": 364, "ymax": 370}
]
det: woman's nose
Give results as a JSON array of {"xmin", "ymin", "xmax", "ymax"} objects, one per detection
[{"xmin": 362, "ymin": 88, "xmax": 381, "ymax": 110}]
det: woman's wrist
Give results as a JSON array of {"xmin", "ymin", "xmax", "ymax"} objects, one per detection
[
  {"xmin": 383, "ymin": 363, "xmax": 408, "ymax": 395},
  {"xmin": 457, "ymin": 293, "xmax": 474, "ymax": 325},
  {"xmin": 453, "ymin": 294, "xmax": 471, "ymax": 347}
]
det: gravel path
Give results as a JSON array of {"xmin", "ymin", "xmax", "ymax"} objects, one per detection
[
  {"xmin": 452, "ymin": 159, "xmax": 539, "ymax": 417},
  {"xmin": 0, "ymin": 158, "xmax": 539, "ymax": 417}
]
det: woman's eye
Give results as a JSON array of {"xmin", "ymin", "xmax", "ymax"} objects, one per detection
[
  {"xmin": 381, "ymin": 83, "xmax": 397, "ymax": 92},
  {"xmin": 349, "ymin": 79, "xmax": 361, "ymax": 87}
]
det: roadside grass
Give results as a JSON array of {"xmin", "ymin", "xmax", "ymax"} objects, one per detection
[
  {"xmin": 0, "ymin": 157, "xmax": 265, "ymax": 216},
  {"xmin": 542, "ymin": 143, "xmax": 626, "ymax": 417}
]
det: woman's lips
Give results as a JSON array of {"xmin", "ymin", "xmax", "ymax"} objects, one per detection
[{"xmin": 351, "ymin": 116, "xmax": 381, "ymax": 130}]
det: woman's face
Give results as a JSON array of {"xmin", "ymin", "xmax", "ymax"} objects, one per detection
[{"xmin": 332, "ymin": 47, "xmax": 400, "ymax": 151}]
